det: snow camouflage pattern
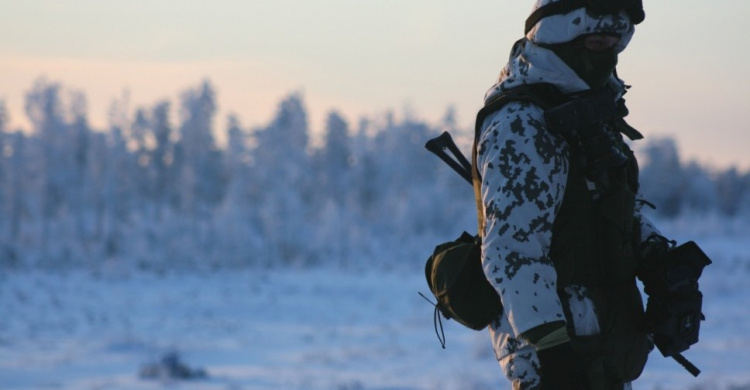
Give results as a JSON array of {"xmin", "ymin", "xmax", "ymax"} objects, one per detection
[
  {"xmin": 526, "ymin": 0, "xmax": 635, "ymax": 48},
  {"xmin": 478, "ymin": 2, "xmax": 658, "ymax": 389},
  {"xmin": 479, "ymin": 96, "xmax": 659, "ymax": 390}
]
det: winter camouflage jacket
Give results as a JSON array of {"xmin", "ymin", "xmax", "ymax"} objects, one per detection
[{"xmin": 478, "ymin": 2, "xmax": 660, "ymax": 388}]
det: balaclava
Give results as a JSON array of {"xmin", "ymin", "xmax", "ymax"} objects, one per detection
[{"xmin": 542, "ymin": 36, "xmax": 619, "ymax": 89}]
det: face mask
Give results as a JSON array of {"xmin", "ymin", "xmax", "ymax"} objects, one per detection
[{"xmin": 546, "ymin": 41, "xmax": 618, "ymax": 89}]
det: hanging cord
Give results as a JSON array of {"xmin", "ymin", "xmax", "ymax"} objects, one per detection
[
  {"xmin": 635, "ymin": 198, "xmax": 657, "ymax": 210},
  {"xmin": 418, "ymin": 292, "xmax": 446, "ymax": 349}
]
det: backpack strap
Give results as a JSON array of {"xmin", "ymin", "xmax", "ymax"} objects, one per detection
[{"xmin": 471, "ymin": 83, "xmax": 567, "ymax": 238}]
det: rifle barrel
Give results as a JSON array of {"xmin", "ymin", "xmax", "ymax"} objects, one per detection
[{"xmin": 673, "ymin": 353, "xmax": 701, "ymax": 377}]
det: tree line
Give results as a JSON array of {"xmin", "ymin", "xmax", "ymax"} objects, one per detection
[{"xmin": 0, "ymin": 78, "xmax": 746, "ymax": 270}]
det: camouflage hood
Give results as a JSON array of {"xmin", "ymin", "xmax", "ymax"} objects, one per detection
[{"xmin": 485, "ymin": 0, "xmax": 637, "ymax": 103}]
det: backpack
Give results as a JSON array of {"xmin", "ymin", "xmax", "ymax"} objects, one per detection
[{"xmin": 424, "ymin": 231, "xmax": 501, "ymax": 331}]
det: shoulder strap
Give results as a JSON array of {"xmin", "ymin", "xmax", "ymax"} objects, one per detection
[{"xmin": 471, "ymin": 83, "xmax": 567, "ymax": 238}]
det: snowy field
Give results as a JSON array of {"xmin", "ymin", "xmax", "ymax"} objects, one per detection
[{"xmin": 1, "ymin": 216, "xmax": 749, "ymax": 390}]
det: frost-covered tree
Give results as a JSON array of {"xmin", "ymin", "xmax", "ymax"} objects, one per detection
[
  {"xmin": 25, "ymin": 79, "xmax": 69, "ymax": 249},
  {"xmin": 130, "ymin": 108, "xmax": 154, "ymax": 210},
  {"xmin": 736, "ymin": 172, "xmax": 750, "ymax": 217},
  {"xmin": 371, "ymin": 113, "xmax": 439, "ymax": 209},
  {"xmin": 96, "ymin": 97, "xmax": 134, "ymax": 257},
  {"xmin": 639, "ymin": 137, "xmax": 685, "ymax": 217},
  {"xmin": 0, "ymin": 127, "xmax": 29, "ymax": 268},
  {"xmin": 150, "ymin": 101, "xmax": 175, "ymax": 219},
  {"xmin": 21, "ymin": 80, "xmax": 98, "ymax": 264},
  {"xmin": 250, "ymin": 93, "xmax": 311, "ymax": 263},
  {"xmin": 177, "ymin": 81, "xmax": 225, "ymax": 218},
  {"xmin": 226, "ymin": 114, "xmax": 247, "ymax": 168},
  {"xmin": 680, "ymin": 162, "xmax": 718, "ymax": 214},
  {"xmin": 715, "ymin": 167, "xmax": 747, "ymax": 217},
  {"xmin": 86, "ymin": 131, "xmax": 108, "ymax": 238},
  {"xmin": 222, "ymin": 114, "xmax": 252, "ymax": 207},
  {"xmin": 5, "ymin": 131, "xmax": 27, "ymax": 243},
  {"xmin": 314, "ymin": 110, "xmax": 351, "ymax": 204},
  {"xmin": 212, "ymin": 114, "xmax": 263, "ymax": 267},
  {"xmin": 305, "ymin": 111, "xmax": 354, "ymax": 262},
  {"xmin": 0, "ymin": 101, "xmax": 7, "ymax": 237},
  {"xmin": 68, "ymin": 92, "xmax": 93, "ymax": 240},
  {"xmin": 348, "ymin": 118, "xmax": 381, "ymax": 218},
  {"xmin": 252, "ymin": 92, "xmax": 309, "ymax": 189}
]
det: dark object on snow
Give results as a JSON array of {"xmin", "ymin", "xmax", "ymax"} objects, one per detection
[{"xmin": 139, "ymin": 351, "xmax": 208, "ymax": 380}]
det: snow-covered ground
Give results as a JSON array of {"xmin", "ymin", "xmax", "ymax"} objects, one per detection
[{"xmin": 1, "ymin": 216, "xmax": 748, "ymax": 390}]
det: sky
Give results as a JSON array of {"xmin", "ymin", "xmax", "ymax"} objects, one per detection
[{"xmin": 1, "ymin": 0, "xmax": 749, "ymax": 170}]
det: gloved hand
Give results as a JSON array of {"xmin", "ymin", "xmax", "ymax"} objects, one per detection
[
  {"xmin": 638, "ymin": 240, "xmax": 711, "ymax": 358},
  {"xmin": 537, "ymin": 342, "xmax": 590, "ymax": 390},
  {"xmin": 637, "ymin": 234, "xmax": 673, "ymax": 296}
]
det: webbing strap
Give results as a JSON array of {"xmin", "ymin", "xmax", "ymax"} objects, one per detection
[{"xmin": 471, "ymin": 127, "xmax": 484, "ymax": 238}]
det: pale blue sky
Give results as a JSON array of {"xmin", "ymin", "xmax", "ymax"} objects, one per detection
[{"xmin": 1, "ymin": 1, "xmax": 748, "ymax": 169}]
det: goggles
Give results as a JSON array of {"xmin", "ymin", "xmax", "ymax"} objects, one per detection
[{"xmin": 525, "ymin": 0, "xmax": 645, "ymax": 35}]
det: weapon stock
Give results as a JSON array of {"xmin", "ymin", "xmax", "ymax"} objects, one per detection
[{"xmin": 425, "ymin": 132, "xmax": 473, "ymax": 185}]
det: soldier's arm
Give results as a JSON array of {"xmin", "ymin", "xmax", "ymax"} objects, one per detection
[
  {"xmin": 634, "ymin": 188, "xmax": 674, "ymax": 265},
  {"xmin": 634, "ymin": 188, "xmax": 663, "ymax": 243},
  {"xmin": 477, "ymin": 100, "xmax": 570, "ymax": 339}
]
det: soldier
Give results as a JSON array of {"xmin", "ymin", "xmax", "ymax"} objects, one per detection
[{"xmin": 475, "ymin": 1, "xmax": 662, "ymax": 388}]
